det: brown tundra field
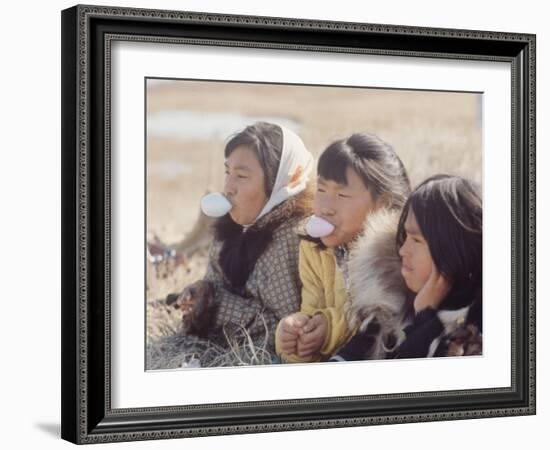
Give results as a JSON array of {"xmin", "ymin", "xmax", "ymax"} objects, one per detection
[{"xmin": 145, "ymin": 79, "xmax": 482, "ymax": 368}]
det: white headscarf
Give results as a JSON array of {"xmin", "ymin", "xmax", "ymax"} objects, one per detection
[{"xmin": 252, "ymin": 126, "xmax": 314, "ymax": 223}]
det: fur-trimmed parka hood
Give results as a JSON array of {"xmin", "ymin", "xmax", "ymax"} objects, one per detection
[{"xmin": 345, "ymin": 209, "xmax": 411, "ymax": 357}]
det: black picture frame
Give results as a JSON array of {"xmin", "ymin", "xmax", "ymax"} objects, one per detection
[{"xmin": 61, "ymin": 4, "xmax": 536, "ymax": 444}]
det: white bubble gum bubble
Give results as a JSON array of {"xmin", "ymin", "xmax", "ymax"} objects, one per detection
[
  {"xmin": 200, "ymin": 192, "xmax": 232, "ymax": 217},
  {"xmin": 305, "ymin": 215, "xmax": 335, "ymax": 238}
]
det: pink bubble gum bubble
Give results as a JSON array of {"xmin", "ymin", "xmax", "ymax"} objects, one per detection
[
  {"xmin": 305, "ymin": 215, "xmax": 335, "ymax": 238},
  {"xmin": 200, "ymin": 192, "xmax": 232, "ymax": 217}
]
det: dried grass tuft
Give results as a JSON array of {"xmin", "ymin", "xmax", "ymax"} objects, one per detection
[{"xmin": 146, "ymin": 314, "xmax": 277, "ymax": 369}]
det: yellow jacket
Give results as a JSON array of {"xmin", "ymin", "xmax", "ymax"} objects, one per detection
[{"xmin": 275, "ymin": 239, "xmax": 353, "ymax": 363}]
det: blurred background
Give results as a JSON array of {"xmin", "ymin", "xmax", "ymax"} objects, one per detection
[{"xmin": 146, "ymin": 78, "xmax": 482, "ymax": 339}]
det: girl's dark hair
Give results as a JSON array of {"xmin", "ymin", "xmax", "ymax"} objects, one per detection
[
  {"xmin": 317, "ymin": 133, "xmax": 411, "ymax": 210},
  {"xmin": 225, "ymin": 122, "xmax": 283, "ymax": 197},
  {"xmin": 396, "ymin": 174, "xmax": 483, "ymax": 310}
]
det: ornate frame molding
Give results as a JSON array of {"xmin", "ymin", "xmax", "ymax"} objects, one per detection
[{"xmin": 61, "ymin": 5, "xmax": 536, "ymax": 444}]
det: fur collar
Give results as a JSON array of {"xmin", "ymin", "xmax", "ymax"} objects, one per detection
[
  {"xmin": 213, "ymin": 187, "xmax": 313, "ymax": 291},
  {"xmin": 437, "ymin": 306, "xmax": 471, "ymax": 335},
  {"xmin": 427, "ymin": 306, "xmax": 480, "ymax": 357},
  {"xmin": 345, "ymin": 209, "xmax": 411, "ymax": 357}
]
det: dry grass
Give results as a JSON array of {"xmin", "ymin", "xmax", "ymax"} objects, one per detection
[
  {"xmin": 146, "ymin": 247, "xmax": 210, "ymax": 338},
  {"xmin": 146, "ymin": 315, "xmax": 276, "ymax": 369}
]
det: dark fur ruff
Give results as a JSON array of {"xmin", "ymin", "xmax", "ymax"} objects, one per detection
[{"xmin": 213, "ymin": 188, "xmax": 312, "ymax": 291}]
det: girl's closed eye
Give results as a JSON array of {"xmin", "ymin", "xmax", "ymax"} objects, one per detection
[{"xmin": 406, "ymin": 232, "xmax": 422, "ymax": 244}]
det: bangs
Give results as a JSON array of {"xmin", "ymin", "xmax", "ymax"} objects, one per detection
[
  {"xmin": 317, "ymin": 132, "xmax": 411, "ymax": 210},
  {"xmin": 317, "ymin": 143, "xmax": 354, "ymax": 185},
  {"xmin": 399, "ymin": 175, "xmax": 482, "ymax": 305}
]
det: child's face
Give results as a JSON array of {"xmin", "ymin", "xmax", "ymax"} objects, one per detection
[
  {"xmin": 224, "ymin": 145, "xmax": 268, "ymax": 225},
  {"xmin": 314, "ymin": 167, "xmax": 377, "ymax": 248},
  {"xmin": 398, "ymin": 209, "xmax": 433, "ymax": 293}
]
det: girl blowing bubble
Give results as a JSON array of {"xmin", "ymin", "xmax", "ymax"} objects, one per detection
[
  {"xmin": 275, "ymin": 133, "xmax": 411, "ymax": 363},
  {"xmin": 161, "ymin": 122, "xmax": 314, "ymax": 368}
]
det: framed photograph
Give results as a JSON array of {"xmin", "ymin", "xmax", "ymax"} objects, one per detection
[{"xmin": 61, "ymin": 4, "xmax": 536, "ymax": 444}]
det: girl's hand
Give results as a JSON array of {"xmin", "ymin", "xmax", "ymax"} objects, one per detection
[
  {"xmin": 413, "ymin": 262, "xmax": 451, "ymax": 313},
  {"xmin": 296, "ymin": 314, "xmax": 328, "ymax": 357},
  {"xmin": 278, "ymin": 313, "xmax": 309, "ymax": 354}
]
